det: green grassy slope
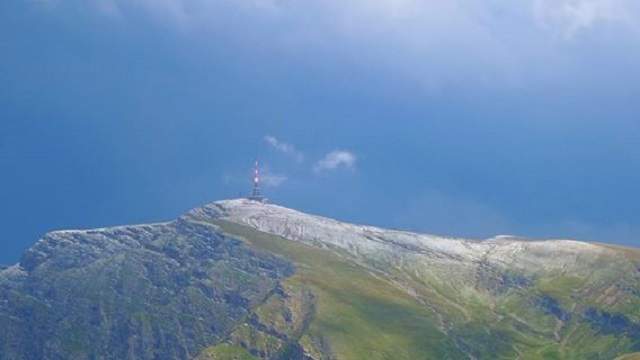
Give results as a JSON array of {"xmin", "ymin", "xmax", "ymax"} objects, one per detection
[
  {"xmin": 201, "ymin": 220, "xmax": 465, "ymax": 359},
  {"xmin": 197, "ymin": 220, "xmax": 640, "ymax": 360}
]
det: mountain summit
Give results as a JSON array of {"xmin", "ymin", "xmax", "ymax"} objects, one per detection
[{"xmin": 1, "ymin": 200, "xmax": 639, "ymax": 359}]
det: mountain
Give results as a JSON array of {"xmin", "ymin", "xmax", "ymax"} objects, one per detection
[{"xmin": 1, "ymin": 199, "xmax": 639, "ymax": 359}]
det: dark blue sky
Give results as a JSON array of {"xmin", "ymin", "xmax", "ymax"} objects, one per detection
[{"xmin": 1, "ymin": 0, "xmax": 639, "ymax": 263}]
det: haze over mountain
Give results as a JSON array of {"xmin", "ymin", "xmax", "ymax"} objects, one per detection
[{"xmin": 2, "ymin": 199, "xmax": 639, "ymax": 359}]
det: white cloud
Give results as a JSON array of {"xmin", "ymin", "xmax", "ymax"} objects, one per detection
[
  {"xmin": 34, "ymin": 0, "xmax": 640, "ymax": 90},
  {"xmin": 264, "ymin": 135, "xmax": 304, "ymax": 163},
  {"xmin": 313, "ymin": 150, "xmax": 357, "ymax": 173},
  {"xmin": 222, "ymin": 165, "xmax": 287, "ymax": 188},
  {"xmin": 533, "ymin": 0, "xmax": 638, "ymax": 39},
  {"xmin": 261, "ymin": 173, "xmax": 287, "ymax": 187}
]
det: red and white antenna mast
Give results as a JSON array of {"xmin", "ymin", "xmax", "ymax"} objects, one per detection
[{"xmin": 249, "ymin": 160, "xmax": 266, "ymax": 202}]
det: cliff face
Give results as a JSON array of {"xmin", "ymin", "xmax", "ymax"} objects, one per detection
[
  {"xmin": 0, "ymin": 218, "xmax": 293, "ymax": 359},
  {"xmin": 1, "ymin": 199, "xmax": 640, "ymax": 359}
]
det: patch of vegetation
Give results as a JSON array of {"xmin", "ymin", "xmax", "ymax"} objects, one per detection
[
  {"xmin": 198, "ymin": 343, "xmax": 258, "ymax": 360},
  {"xmin": 616, "ymin": 353, "xmax": 640, "ymax": 360},
  {"xmin": 536, "ymin": 275, "xmax": 587, "ymax": 306},
  {"xmin": 212, "ymin": 220, "xmax": 464, "ymax": 359}
]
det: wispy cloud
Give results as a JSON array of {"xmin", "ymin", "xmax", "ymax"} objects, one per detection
[
  {"xmin": 264, "ymin": 135, "xmax": 304, "ymax": 163},
  {"xmin": 34, "ymin": 0, "xmax": 640, "ymax": 91},
  {"xmin": 533, "ymin": 0, "xmax": 637, "ymax": 39},
  {"xmin": 313, "ymin": 150, "xmax": 357, "ymax": 173},
  {"xmin": 261, "ymin": 173, "xmax": 287, "ymax": 187},
  {"xmin": 222, "ymin": 164, "xmax": 287, "ymax": 189}
]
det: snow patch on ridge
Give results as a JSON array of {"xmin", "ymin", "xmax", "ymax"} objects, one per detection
[{"xmin": 185, "ymin": 199, "xmax": 607, "ymax": 276}]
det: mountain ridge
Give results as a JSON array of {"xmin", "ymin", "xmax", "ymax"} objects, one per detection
[
  {"xmin": 1, "ymin": 199, "xmax": 639, "ymax": 359},
  {"xmin": 195, "ymin": 199, "xmax": 636, "ymax": 255},
  {"xmin": 10, "ymin": 199, "xmax": 636, "ymax": 261}
]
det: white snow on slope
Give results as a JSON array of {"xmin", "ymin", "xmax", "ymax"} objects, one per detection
[{"xmin": 186, "ymin": 199, "xmax": 608, "ymax": 276}]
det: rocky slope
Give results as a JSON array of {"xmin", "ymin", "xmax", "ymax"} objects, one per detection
[
  {"xmin": 0, "ymin": 218, "xmax": 293, "ymax": 359},
  {"xmin": 1, "ymin": 199, "xmax": 639, "ymax": 359}
]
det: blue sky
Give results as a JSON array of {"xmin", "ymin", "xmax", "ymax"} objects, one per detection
[{"xmin": 1, "ymin": 0, "xmax": 639, "ymax": 263}]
